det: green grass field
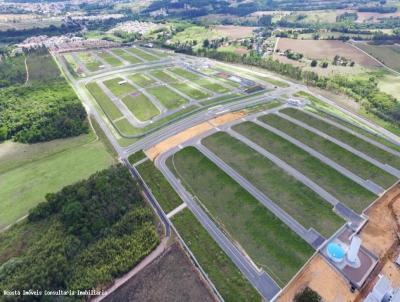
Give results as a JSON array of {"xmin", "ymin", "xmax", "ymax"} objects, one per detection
[
  {"xmin": 76, "ymin": 52, "xmax": 102, "ymax": 72},
  {"xmin": 234, "ymin": 121, "xmax": 376, "ymax": 213},
  {"xmin": 115, "ymin": 118, "xmax": 141, "ymax": 136},
  {"xmin": 96, "ymin": 50, "xmax": 123, "ymax": 67},
  {"xmin": 127, "ymin": 47, "xmax": 159, "ymax": 61},
  {"xmin": 0, "ymin": 136, "xmax": 114, "ymax": 229},
  {"xmin": 122, "ymin": 93, "xmax": 160, "ymax": 121},
  {"xmin": 172, "ymin": 209, "xmax": 262, "ymax": 301},
  {"xmin": 86, "ymin": 82, "xmax": 123, "ymax": 121},
  {"xmin": 111, "ymin": 49, "xmax": 142, "ymax": 64},
  {"xmin": 193, "ymin": 77, "xmax": 230, "ymax": 94},
  {"xmin": 169, "ymin": 67, "xmax": 199, "ymax": 81},
  {"xmin": 129, "ymin": 73, "xmax": 156, "ymax": 87},
  {"xmin": 63, "ymin": 54, "xmax": 82, "ymax": 77},
  {"xmin": 171, "ymin": 82, "xmax": 211, "ymax": 100},
  {"xmin": 103, "ymin": 77, "xmax": 136, "ymax": 97},
  {"xmin": 260, "ymin": 114, "xmax": 397, "ymax": 188},
  {"xmin": 167, "ymin": 147, "xmax": 314, "ymax": 285},
  {"xmin": 147, "ymin": 85, "xmax": 188, "ymax": 109},
  {"xmin": 203, "ymin": 132, "xmax": 344, "ymax": 237},
  {"xmin": 281, "ymin": 108, "xmax": 400, "ymax": 170},
  {"xmin": 137, "ymin": 160, "xmax": 183, "ymax": 213},
  {"xmin": 150, "ymin": 70, "xmax": 178, "ymax": 83}
]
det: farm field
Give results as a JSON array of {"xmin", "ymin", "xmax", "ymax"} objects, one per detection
[
  {"xmin": 104, "ymin": 242, "xmax": 216, "ymax": 302},
  {"xmin": 0, "ymin": 133, "xmax": 114, "ymax": 229},
  {"xmin": 172, "ymin": 209, "xmax": 262, "ymax": 301},
  {"xmin": 167, "ymin": 146, "xmax": 314, "ymax": 285},
  {"xmin": 170, "ymin": 82, "xmax": 211, "ymax": 100},
  {"xmin": 86, "ymin": 82, "xmax": 123, "ymax": 121},
  {"xmin": 76, "ymin": 52, "xmax": 102, "ymax": 71},
  {"xmin": 281, "ymin": 108, "xmax": 400, "ymax": 170},
  {"xmin": 355, "ymin": 43, "xmax": 400, "ymax": 72},
  {"xmin": 233, "ymin": 121, "xmax": 376, "ymax": 213},
  {"xmin": 147, "ymin": 85, "xmax": 188, "ymax": 109},
  {"xmin": 111, "ymin": 48, "xmax": 142, "ymax": 64},
  {"xmin": 129, "ymin": 73, "xmax": 156, "ymax": 87},
  {"xmin": 260, "ymin": 114, "xmax": 397, "ymax": 188},
  {"xmin": 103, "ymin": 77, "xmax": 136, "ymax": 97},
  {"xmin": 96, "ymin": 50, "xmax": 123, "ymax": 67},
  {"xmin": 275, "ymin": 38, "xmax": 380, "ymax": 68},
  {"xmin": 121, "ymin": 93, "xmax": 160, "ymax": 121},
  {"xmin": 203, "ymin": 132, "xmax": 344, "ymax": 237},
  {"xmin": 127, "ymin": 47, "xmax": 159, "ymax": 61}
]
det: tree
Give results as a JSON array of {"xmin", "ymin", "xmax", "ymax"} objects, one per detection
[
  {"xmin": 203, "ymin": 39, "xmax": 210, "ymax": 48},
  {"xmin": 311, "ymin": 60, "xmax": 318, "ymax": 67},
  {"xmin": 294, "ymin": 287, "xmax": 321, "ymax": 302},
  {"xmin": 321, "ymin": 62, "xmax": 329, "ymax": 68},
  {"xmin": 0, "ymin": 126, "xmax": 7, "ymax": 141},
  {"xmin": 258, "ymin": 15, "xmax": 272, "ymax": 26}
]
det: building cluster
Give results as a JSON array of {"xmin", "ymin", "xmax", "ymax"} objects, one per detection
[
  {"xmin": 16, "ymin": 35, "xmax": 119, "ymax": 53},
  {"xmin": 109, "ymin": 21, "xmax": 159, "ymax": 35}
]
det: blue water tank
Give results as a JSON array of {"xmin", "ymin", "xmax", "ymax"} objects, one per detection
[{"xmin": 327, "ymin": 242, "xmax": 345, "ymax": 263}]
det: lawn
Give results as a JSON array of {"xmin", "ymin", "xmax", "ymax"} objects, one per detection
[
  {"xmin": 111, "ymin": 48, "xmax": 142, "ymax": 64},
  {"xmin": 193, "ymin": 77, "xmax": 230, "ymax": 94},
  {"xmin": 172, "ymin": 209, "xmax": 262, "ymax": 301},
  {"xmin": 96, "ymin": 50, "xmax": 123, "ymax": 67},
  {"xmin": 146, "ymin": 85, "xmax": 188, "ymax": 109},
  {"xmin": 167, "ymin": 147, "xmax": 314, "ymax": 285},
  {"xmin": 129, "ymin": 73, "xmax": 156, "ymax": 87},
  {"xmin": 260, "ymin": 114, "xmax": 397, "ymax": 188},
  {"xmin": 121, "ymin": 93, "xmax": 160, "ymax": 121},
  {"xmin": 170, "ymin": 82, "xmax": 211, "ymax": 100},
  {"xmin": 115, "ymin": 118, "xmax": 141, "ymax": 136},
  {"xmin": 86, "ymin": 82, "xmax": 123, "ymax": 121},
  {"xmin": 128, "ymin": 150, "xmax": 147, "ymax": 165},
  {"xmin": 150, "ymin": 70, "xmax": 178, "ymax": 83},
  {"xmin": 234, "ymin": 122, "xmax": 376, "ymax": 213},
  {"xmin": 0, "ymin": 137, "xmax": 114, "ymax": 229},
  {"xmin": 169, "ymin": 67, "xmax": 199, "ymax": 81},
  {"xmin": 127, "ymin": 47, "xmax": 159, "ymax": 61},
  {"xmin": 63, "ymin": 54, "xmax": 82, "ymax": 77},
  {"xmin": 103, "ymin": 77, "xmax": 136, "ymax": 98},
  {"xmin": 137, "ymin": 160, "xmax": 183, "ymax": 213},
  {"xmin": 281, "ymin": 108, "xmax": 400, "ymax": 170},
  {"xmin": 76, "ymin": 52, "xmax": 102, "ymax": 72},
  {"xmin": 203, "ymin": 132, "xmax": 344, "ymax": 237}
]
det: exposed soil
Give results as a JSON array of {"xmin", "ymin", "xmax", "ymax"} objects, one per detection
[
  {"xmin": 276, "ymin": 38, "xmax": 380, "ymax": 67},
  {"xmin": 103, "ymin": 242, "xmax": 216, "ymax": 302},
  {"xmin": 213, "ymin": 25, "xmax": 257, "ymax": 39}
]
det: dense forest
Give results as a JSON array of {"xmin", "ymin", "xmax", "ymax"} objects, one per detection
[
  {"xmin": 0, "ymin": 48, "xmax": 88, "ymax": 143},
  {"xmin": 0, "ymin": 165, "xmax": 159, "ymax": 301}
]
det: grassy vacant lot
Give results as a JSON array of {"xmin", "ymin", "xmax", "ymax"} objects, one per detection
[
  {"xmin": 150, "ymin": 69, "xmax": 178, "ymax": 83},
  {"xmin": 96, "ymin": 50, "xmax": 123, "ymax": 67},
  {"xmin": 234, "ymin": 122, "xmax": 376, "ymax": 213},
  {"xmin": 167, "ymin": 147, "xmax": 314, "ymax": 285},
  {"xmin": 282, "ymin": 108, "xmax": 400, "ymax": 170},
  {"xmin": 86, "ymin": 82, "xmax": 123, "ymax": 121},
  {"xmin": 169, "ymin": 67, "xmax": 199, "ymax": 81},
  {"xmin": 122, "ymin": 93, "xmax": 160, "ymax": 121},
  {"xmin": 137, "ymin": 160, "xmax": 182, "ymax": 213},
  {"xmin": 171, "ymin": 82, "xmax": 211, "ymax": 100},
  {"xmin": 173, "ymin": 209, "xmax": 262, "ymax": 302},
  {"xmin": 111, "ymin": 48, "xmax": 142, "ymax": 64},
  {"xmin": 260, "ymin": 114, "xmax": 397, "ymax": 188},
  {"xmin": 203, "ymin": 132, "xmax": 344, "ymax": 237},
  {"xmin": 104, "ymin": 242, "xmax": 216, "ymax": 302},
  {"xmin": 76, "ymin": 52, "xmax": 102, "ymax": 72},
  {"xmin": 356, "ymin": 43, "xmax": 400, "ymax": 72},
  {"xmin": 193, "ymin": 77, "xmax": 230, "ymax": 94},
  {"xmin": 0, "ymin": 135, "xmax": 114, "ymax": 229},
  {"xmin": 115, "ymin": 118, "xmax": 140, "ymax": 136},
  {"xmin": 103, "ymin": 77, "xmax": 136, "ymax": 97},
  {"xmin": 129, "ymin": 73, "xmax": 156, "ymax": 87},
  {"xmin": 127, "ymin": 150, "xmax": 146, "ymax": 165},
  {"xmin": 147, "ymin": 85, "xmax": 188, "ymax": 109},
  {"xmin": 127, "ymin": 47, "xmax": 158, "ymax": 61}
]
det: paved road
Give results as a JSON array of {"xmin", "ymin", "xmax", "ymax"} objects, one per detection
[
  {"xmin": 300, "ymin": 109, "xmax": 400, "ymax": 157},
  {"xmin": 195, "ymin": 142, "xmax": 325, "ymax": 248},
  {"xmin": 155, "ymin": 149, "xmax": 281, "ymax": 301},
  {"xmin": 278, "ymin": 112, "xmax": 400, "ymax": 178},
  {"xmin": 70, "ymin": 52, "xmax": 90, "ymax": 75},
  {"xmin": 252, "ymin": 118, "xmax": 384, "ymax": 195}
]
